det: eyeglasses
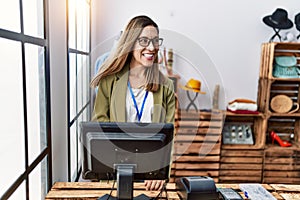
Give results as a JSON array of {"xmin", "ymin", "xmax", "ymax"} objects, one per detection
[{"xmin": 137, "ymin": 37, "xmax": 163, "ymax": 47}]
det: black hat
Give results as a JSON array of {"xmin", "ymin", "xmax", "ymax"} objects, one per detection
[
  {"xmin": 295, "ymin": 13, "xmax": 300, "ymax": 31},
  {"xmin": 263, "ymin": 8, "xmax": 293, "ymax": 29}
]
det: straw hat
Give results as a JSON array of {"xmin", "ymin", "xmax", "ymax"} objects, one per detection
[{"xmin": 181, "ymin": 79, "xmax": 206, "ymax": 94}]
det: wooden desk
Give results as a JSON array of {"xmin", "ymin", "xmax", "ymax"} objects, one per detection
[
  {"xmin": 45, "ymin": 182, "xmax": 179, "ymax": 200},
  {"xmin": 45, "ymin": 182, "xmax": 300, "ymax": 200}
]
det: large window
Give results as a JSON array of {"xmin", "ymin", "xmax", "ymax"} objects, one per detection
[
  {"xmin": 0, "ymin": 0, "xmax": 51, "ymax": 199},
  {"xmin": 67, "ymin": 0, "xmax": 91, "ymax": 181}
]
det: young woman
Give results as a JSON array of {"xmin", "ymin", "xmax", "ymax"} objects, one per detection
[{"xmin": 90, "ymin": 15, "xmax": 175, "ymax": 191}]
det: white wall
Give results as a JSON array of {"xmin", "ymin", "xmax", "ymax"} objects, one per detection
[
  {"xmin": 91, "ymin": 0, "xmax": 300, "ymax": 110},
  {"xmin": 48, "ymin": 0, "xmax": 68, "ymax": 182}
]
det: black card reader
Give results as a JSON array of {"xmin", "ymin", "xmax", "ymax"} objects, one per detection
[{"xmin": 176, "ymin": 176, "xmax": 218, "ymax": 200}]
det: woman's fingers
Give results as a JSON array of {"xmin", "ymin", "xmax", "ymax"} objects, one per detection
[{"xmin": 144, "ymin": 180, "xmax": 165, "ymax": 191}]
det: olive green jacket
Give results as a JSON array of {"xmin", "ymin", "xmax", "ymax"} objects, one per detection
[{"xmin": 92, "ymin": 64, "xmax": 175, "ymax": 123}]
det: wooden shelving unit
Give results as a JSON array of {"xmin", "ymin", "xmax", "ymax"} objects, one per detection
[
  {"xmin": 219, "ymin": 42, "xmax": 300, "ymax": 184},
  {"xmin": 170, "ymin": 110, "xmax": 224, "ymax": 183},
  {"xmin": 219, "ymin": 149, "xmax": 264, "ymax": 183},
  {"xmin": 252, "ymin": 42, "xmax": 300, "ymax": 184},
  {"xmin": 171, "ymin": 43, "xmax": 300, "ymax": 184},
  {"xmin": 263, "ymin": 146, "xmax": 300, "ymax": 184},
  {"xmin": 219, "ymin": 111, "xmax": 265, "ymax": 182}
]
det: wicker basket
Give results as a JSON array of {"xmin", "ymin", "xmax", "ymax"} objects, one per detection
[{"xmin": 270, "ymin": 95, "xmax": 299, "ymax": 113}]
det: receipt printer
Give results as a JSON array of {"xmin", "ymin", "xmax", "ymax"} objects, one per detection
[{"xmin": 176, "ymin": 176, "xmax": 218, "ymax": 200}]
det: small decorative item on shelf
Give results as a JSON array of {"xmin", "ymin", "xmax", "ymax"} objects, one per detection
[
  {"xmin": 273, "ymin": 56, "xmax": 299, "ymax": 78},
  {"xmin": 159, "ymin": 47, "xmax": 169, "ymax": 75},
  {"xmin": 262, "ymin": 8, "xmax": 293, "ymax": 42},
  {"xmin": 295, "ymin": 13, "xmax": 300, "ymax": 40},
  {"xmin": 270, "ymin": 94, "xmax": 299, "ymax": 114},
  {"xmin": 167, "ymin": 48, "xmax": 173, "ymax": 75},
  {"xmin": 270, "ymin": 131, "xmax": 292, "ymax": 147},
  {"xmin": 159, "ymin": 47, "xmax": 181, "ymax": 93},
  {"xmin": 282, "ymin": 32, "xmax": 297, "ymax": 42},
  {"xmin": 180, "ymin": 78, "xmax": 206, "ymax": 112},
  {"xmin": 212, "ymin": 84, "xmax": 220, "ymax": 110},
  {"xmin": 227, "ymin": 98, "xmax": 259, "ymax": 114},
  {"xmin": 222, "ymin": 122, "xmax": 254, "ymax": 145}
]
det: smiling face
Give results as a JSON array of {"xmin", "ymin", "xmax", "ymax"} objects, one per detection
[{"xmin": 130, "ymin": 25, "xmax": 159, "ymax": 68}]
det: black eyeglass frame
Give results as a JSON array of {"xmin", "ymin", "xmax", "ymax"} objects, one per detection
[{"xmin": 136, "ymin": 37, "xmax": 163, "ymax": 47}]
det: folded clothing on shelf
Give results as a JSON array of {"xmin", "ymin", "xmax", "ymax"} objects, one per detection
[
  {"xmin": 227, "ymin": 98, "xmax": 258, "ymax": 114},
  {"xmin": 228, "ymin": 98, "xmax": 256, "ymax": 104},
  {"xmin": 227, "ymin": 109, "xmax": 259, "ymax": 114}
]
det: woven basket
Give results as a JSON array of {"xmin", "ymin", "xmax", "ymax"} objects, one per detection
[
  {"xmin": 270, "ymin": 95, "xmax": 293, "ymax": 113},
  {"xmin": 270, "ymin": 95, "xmax": 299, "ymax": 113}
]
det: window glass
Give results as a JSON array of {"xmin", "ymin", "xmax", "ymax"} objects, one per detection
[
  {"xmin": 76, "ymin": 0, "xmax": 90, "ymax": 52},
  {"xmin": 70, "ymin": 123, "xmax": 77, "ymax": 181},
  {"xmin": 77, "ymin": 114, "xmax": 83, "ymax": 171},
  {"xmin": 23, "ymin": 0, "xmax": 44, "ymax": 38},
  {"xmin": 83, "ymin": 107, "xmax": 88, "ymax": 122},
  {"xmin": 9, "ymin": 181, "xmax": 26, "ymax": 200},
  {"xmin": 0, "ymin": 38, "xmax": 25, "ymax": 195},
  {"xmin": 25, "ymin": 43, "xmax": 47, "ymax": 165},
  {"xmin": 0, "ymin": 0, "xmax": 20, "ymax": 32},
  {"xmin": 69, "ymin": 53, "xmax": 77, "ymax": 120},
  {"xmin": 68, "ymin": 0, "xmax": 76, "ymax": 49},
  {"xmin": 76, "ymin": 54, "xmax": 89, "ymax": 109},
  {"xmin": 82, "ymin": 54, "xmax": 89, "ymax": 106},
  {"xmin": 77, "ymin": 55, "xmax": 83, "ymax": 111},
  {"xmin": 29, "ymin": 157, "xmax": 48, "ymax": 200}
]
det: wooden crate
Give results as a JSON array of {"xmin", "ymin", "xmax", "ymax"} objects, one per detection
[
  {"xmin": 263, "ymin": 147, "xmax": 300, "ymax": 184},
  {"xmin": 221, "ymin": 112, "xmax": 266, "ymax": 150},
  {"xmin": 259, "ymin": 42, "xmax": 274, "ymax": 79},
  {"xmin": 258, "ymin": 80, "xmax": 300, "ymax": 115},
  {"xmin": 268, "ymin": 81, "xmax": 300, "ymax": 114},
  {"xmin": 219, "ymin": 149, "xmax": 264, "ymax": 183},
  {"xmin": 270, "ymin": 43, "xmax": 300, "ymax": 79},
  {"xmin": 267, "ymin": 116, "xmax": 300, "ymax": 144},
  {"xmin": 263, "ymin": 42, "xmax": 300, "ymax": 80},
  {"xmin": 170, "ymin": 110, "xmax": 224, "ymax": 183},
  {"xmin": 258, "ymin": 43, "xmax": 300, "ymax": 113},
  {"xmin": 257, "ymin": 78, "xmax": 270, "ymax": 112}
]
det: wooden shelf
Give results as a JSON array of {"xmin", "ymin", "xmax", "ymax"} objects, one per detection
[
  {"xmin": 225, "ymin": 111, "xmax": 264, "ymax": 117},
  {"xmin": 222, "ymin": 143, "xmax": 264, "ymax": 150},
  {"xmin": 267, "ymin": 112, "xmax": 300, "ymax": 118},
  {"xmin": 265, "ymin": 142, "xmax": 300, "ymax": 149},
  {"xmin": 270, "ymin": 77, "xmax": 300, "ymax": 82}
]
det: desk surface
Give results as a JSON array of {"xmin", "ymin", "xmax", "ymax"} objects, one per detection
[{"xmin": 46, "ymin": 182, "xmax": 300, "ymax": 200}]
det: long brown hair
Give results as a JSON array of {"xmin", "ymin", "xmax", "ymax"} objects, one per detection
[{"xmin": 90, "ymin": 15, "xmax": 165, "ymax": 92}]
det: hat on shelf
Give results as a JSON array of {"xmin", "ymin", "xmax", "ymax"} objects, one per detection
[
  {"xmin": 263, "ymin": 8, "xmax": 293, "ymax": 29},
  {"xmin": 181, "ymin": 79, "xmax": 206, "ymax": 94},
  {"xmin": 295, "ymin": 12, "xmax": 300, "ymax": 31}
]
